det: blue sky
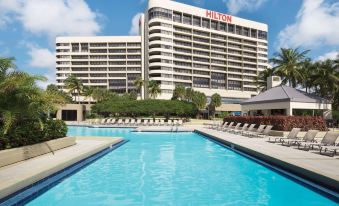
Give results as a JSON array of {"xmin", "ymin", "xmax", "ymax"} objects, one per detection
[{"xmin": 0, "ymin": 0, "xmax": 338, "ymax": 87}]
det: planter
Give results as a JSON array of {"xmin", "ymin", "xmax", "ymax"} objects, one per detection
[{"xmin": 0, "ymin": 137, "xmax": 76, "ymax": 168}]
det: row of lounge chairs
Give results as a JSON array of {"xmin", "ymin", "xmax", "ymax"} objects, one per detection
[
  {"xmin": 91, "ymin": 118, "xmax": 183, "ymax": 126},
  {"xmin": 209, "ymin": 121, "xmax": 339, "ymax": 157}
]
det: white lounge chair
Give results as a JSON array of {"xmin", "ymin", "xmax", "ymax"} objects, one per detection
[
  {"xmin": 130, "ymin": 119, "xmax": 135, "ymax": 126},
  {"xmin": 117, "ymin": 119, "xmax": 123, "ymax": 125},
  {"xmin": 268, "ymin": 128, "xmax": 301, "ymax": 143},
  {"xmin": 243, "ymin": 125, "xmax": 266, "ymax": 137},
  {"xmin": 225, "ymin": 123, "xmax": 241, "ymax": 133},
  {"xmin": 231, "ymin": 123, "xmax": 249, "ymax": 134},
  {"xmin": 173, "ymin": 119, "xmax": 178, "ymax": 126},
  {"xmin": 238, "ymin": 123, "xmax": 255, "ymax": 135},
  {"xmin": 154, "ymin": 119, "xmax": 159, "ymax": 126},
  {"xmin": 100, "ymin": 119, "xmax": 107, "ymax": 125},
  {"xmin": 254, "ymin": 125, "xmax": 273, "ymax": 138},
  {"xmin": 143, "ymin": 119, "xmax": 148, "ymax": 126},
  {"xmin": 167, "ymin": 119, "xmax": 173, "ymax": 126},
  {"xmin": 222, "ymin": 122, "xmax": 234, "ymax": 132},
  {"xmin": 178, "ymin": 119, "xmax": 183, "ymax": 126},
  {"xmin": 110, "ymin": 118, "xmax": 116, "ymax": 125},
  {"xmin": 136, "ymin": 119, "xmax": 142, "ymax": 126},
  {"xmin": 320, "ymin": 145, "xmax": 339, "ymax": 157},
  {"xmin": 124, "ymin": 119, "xmax": 130, "ymax": 126},
  {"xmin": 149, "ymin": 119, "xmax": 154, "ymax": 126},
  {"xmin": 216, "ymin": 122, "xmax": 228, "ymax": 130},
  {"xmin": 160, "ymin": 119, "xmax": 165, "ymax": 126},
  {"xmin": 298, "ymin": 131, "xmax": 339, "ymax": 152}
]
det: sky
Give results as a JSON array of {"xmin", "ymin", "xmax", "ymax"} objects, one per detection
[{"xmin": 0, "ymin": 0, "xmax": 338, "ymax": 87}]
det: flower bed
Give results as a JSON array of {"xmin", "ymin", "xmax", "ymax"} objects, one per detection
[{"xmin": 223, "ymin": 116, "xmax": 328, "ymax": 131}]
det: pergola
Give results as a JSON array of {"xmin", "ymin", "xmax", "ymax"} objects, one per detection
[{"xmin": 241, "ymin": 85, "xmax": 332, "ymax": 119}]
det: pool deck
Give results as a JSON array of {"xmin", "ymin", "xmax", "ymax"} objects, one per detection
[
  {"xmin": 0, "ymin": 136, "xmax": 123, "ymax": 200},
  {"xmin": 194, "ymin": 126, "xmax": 339, "ymax": 194}
]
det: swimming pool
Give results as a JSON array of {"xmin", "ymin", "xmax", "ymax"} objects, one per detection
[{"xmin": 26, "ymin": 126, "xmax": 337, "ymax": 206}]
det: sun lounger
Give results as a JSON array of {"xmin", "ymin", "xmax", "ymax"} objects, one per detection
[
  {"xmin": 225, "ymin": 123, "xmax": 241, "ymax": 133},
  {"xmin": 319, "ymin": 145, "xmax": 339, "ymax": 157},
  {"xmin": 178, "ymin": 119, "xmax": 183, "ymax": 126},
  {"xmin": 143, "ymin": 119, "xmax": 148, "ymax": 126},
  {"xmin": 222, "ymin": 122, "xmax": 234, "ymax": 132},
  {"xmin": 212, "ymin": 121, "xmax": 223, "ymax": 129},
  {"xmin": 254, "ymin": 125, "xmax": 273, "ymax": 138},
  {"xmin": 167, "ymin": 119, "xmax": 173, "ymax": 126},
  {"xmin": 154, "ymin": 119, "xmax": 159, "ymax": 126},
  {"xmin": 149, "ymin": 119, "xmax": 154, "ymax": 126},
  {"xmin": 173, "ymin": 119, "xmax": 178, "ymax": 126},
  {"xmin": 124, "ymin": 119, "xmax": 130, "ymax": 126},
  {"xmin": 160, "ymin": 119, "xmax": 165, "ymax": 126},
  {"xmin": 130, "ymin": 119, "xmax": 135, "ymax": 126},
  {"xmin": 238, "ymin": 124, "xmax": 255, "ymax": 135},
  {"xmin": 282, "ymin": 129, "xmax": 317, "ymax": 146},
  {"xmin": 100, "ymin": 119, "xmax": 107, "ymax": 125},
  {"xmin": 232, "ymin": 123, "xmax": 249, "ymax": 134},
  {"xmin": 298, "ymin": 131, "xmax": 339, "ymax": 151},
  {"xmin": 110, "ymin": 118, "xmax": 116, "ymax": 125},
  {"xmin": 117, "ymin": 119, "xmax": 123, "ymax": 125},
  {"xmin": 105, "ymin": 118, "xmax": 112, "ymax": 124},
  {"xmin": 243, "ymin": 125, "xmax": 266, "ymax": 137},
  {"xmin": 136, "ymin": 119, "xmax": 142, "ymax": 126},
  {"xmin": 268, "ymin": 128, "xmax": 301, "ymax": 143},
  {"xmin": 216, "ymin": 122, "xmax": 228, "ymax": 130}
]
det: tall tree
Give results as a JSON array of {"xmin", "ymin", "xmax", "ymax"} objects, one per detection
[
  {"xmin": 192, "ymin": 91, "xmax": 207, "ymax": 110},
  {"xmin": 209, "ymin": 93, "xmax": 222, "ymax": 118},
  {"xmin": 172, "ymin": 85, "xmax": 186, "ymax": 100},
  {"xmin": 134, "ymin": 76, "xmax": 144, "ymax": 97},
  {"xmin": 64, "ymin": 75, "xmax": 83, "ymax": 104},
  {"xmin": 148, "ymin": 80, "xmax": 161, "ymax": 99},
  {"xmin": 255, "ymin": 68, "xmax": 274, "ymax": 91},
  {"xmin": 0, "ymin": 57, "xmax": 16, "ymax": 81},
  {"xmin": 83, "ymin": 86, "xmax": 94, "ymax": 104},
  {"xmin": 184, "ymin": 88, "xmax": 194, "ymax": 102},
  {"xmin": 46, "ymin": 84, "xmax": 73, "ymax": 103},
  {"xmin": 270, "ymin": 48, "xmax": 308, "ymax": 87}
]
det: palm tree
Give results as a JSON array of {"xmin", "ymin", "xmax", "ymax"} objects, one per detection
[
  {"xmin": 148, "ymin": 80, "xmax": 161, "ymax": 99},
  {"xmin": 300, "ymin": 59, "xmax": 317, "ymax": 93},
  {"xmin": 209, "ymin": 93, "xmax": 222, "ymax": 118},
  {"xmin": 255, "ymin": 68, "xmax": 274, "ymax": 91},
  {"xmin": 270, "ymin": 48, "xmax": 308, "ymax": 88},
  {"xmin": 184, "ymin": 88, "xmax": 194, "ymax": 102},
  {"xmin": 192, "ymin": 91, "xmax": 207, "ymax": 110},
  {"xmin": 64, "ymin": 75, "xmax": 83, "ymax": 104},
  {"xmin": 134, "ymin": 77, "xmax": 144, "ymax": 97},
  {"xmin": 0, "ymin": 57, "xmax": 16, "ymax": 80},
  {"xmin": 172, "ymin": 85, "xmax": 185, "ymax": 100},
  {"xmin": 83, "ymin": 86, "xmax": 94, "ymax": 104}
]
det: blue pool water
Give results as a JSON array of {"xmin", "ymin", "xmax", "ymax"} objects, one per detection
[{"xmin": 27, "ymin": 127, "xmax": 337, "ymax": 206}]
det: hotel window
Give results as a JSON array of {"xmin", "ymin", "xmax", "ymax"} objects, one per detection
[
  {"xmin": 211, "ymin": 20, "xmax": 218, "ymax": 30},
  {"xmin": 193, "ymin": 77, "xmax": 210, "ymax": 88},
  {"xmin": 258, "ymin": 30, "xmax": 267, "ymax": 40},
  {"xmin": 251, "ymin": 29, "xmax": 257, "ymax": 38},
  {"xmin": 173, "ymin": 12, "xmax": 182, "ymax": 23},
  {"xmin": 228, "ymin": 80, "xmax": 242, "ymax": 90},
  {"xmin": 193, "ymin": 16, "xmax": 201, "ymax": 27},
  {"xmin": 236, "ymin": 26, "xmax": 242, "ymax": 35},
  {"xmin": 202, "ymin": 18, "xmax": 210, "ymax": 29},
  {"xmin": 243, "ymin": 27, "xmax": 250, "ymax": 37},
  {"xmin": 211, "ymin": 72, "xmax": 226, "ymax": 89},
  {"xmin": 193, "ymin": 70, "xmax": 209, "ymax": 75},
  {"xmin": 228, "ymin": 24, "xmax": 235, "ymax": 33},
  {"xmin": 219, "ymin": 22, "xmax": 227, "ymax": 32},
  {"xmin": 183, "ymin": 14, "xmax": 192, "ymax": 25},
  {"xmin": 148, "ymin": 7, "xmax": 172, "ymax": 20}
]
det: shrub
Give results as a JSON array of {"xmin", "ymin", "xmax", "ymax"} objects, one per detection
[
  {"xmin": 223, "ymin": 116, "xmax": 328, "ymax": 131},
  {"xmin": 0, "ymin": 119, "xmax": 68, "ymax": 150}
]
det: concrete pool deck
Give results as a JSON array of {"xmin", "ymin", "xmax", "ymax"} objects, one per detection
[
  {"xmin": 0, "ymin": 136, "xmax": 123, "ymax": 200},
  {"xmin": 194, "ymin": 126, "xmax": 339, "ymax": 193}
]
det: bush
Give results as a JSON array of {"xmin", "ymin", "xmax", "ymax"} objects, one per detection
[
  {"xmin": 0, "ymin": 119, "xmax": 68, "ymax": 150},
  {"xmin": 223, "ymin": 116, "xmax": 328, "ymax": 131},
  {"xmin": 92, "ymin": 99, "xmax": 198, "ymax": 118}
]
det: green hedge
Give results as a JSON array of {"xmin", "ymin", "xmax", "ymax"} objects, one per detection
[
  {"xmin": 223, "ymin": 116, "xmax": 328, "ymax": 131},
  {"xmin": 92, "ymin": 99, "xmax": 198, "ymax": 118},
  {"xmin": 0, "ymin": 119, "xmax": 68, "ymax": 150}
]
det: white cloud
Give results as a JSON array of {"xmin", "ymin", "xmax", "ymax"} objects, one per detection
[
  {"xmin": 129, "ymin": 13, "xmax": 143, "ymax": 35},
  {"xmin": 277, "ymin": 0, "xmax": 339, "ymax": 48},
  {"xmin": 0, "ymin": 0, "xmax": 101, "ymax": 38},
  {"xmin": 224, "ymin": 0, "xmax": 267, "ymax": 15},
  {"xmin": 28, "ymin": 45, "xmax": 55, "ymax": 68},
  {"xmin": 316, "ymin": 51, "xmax": 339, "ymax": 61},
  {"xmin": 27, "ymin": 45, "xmax": 56, "ymax": 88}
]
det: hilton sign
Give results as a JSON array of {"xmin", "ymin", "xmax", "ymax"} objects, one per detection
[{"xmin": 206, "ymin": 10, "xmax": 232, "ymax": 23}]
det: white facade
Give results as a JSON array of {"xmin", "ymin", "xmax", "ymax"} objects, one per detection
[
  {"xmin": 56, "ymin": 36, "xmax": 143, "ymax": 99},
  {"xmin": 56, "ymin": 0, "xmax": 268, "ymax": 105}
]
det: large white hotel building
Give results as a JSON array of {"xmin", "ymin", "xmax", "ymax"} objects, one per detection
[{"xmin": 56, "ymin": 0, "xmax": 268, "ymax": 109}]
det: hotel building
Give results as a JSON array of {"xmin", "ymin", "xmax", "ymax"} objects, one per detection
[{"xmin": 56, "ymin": 0, "xmax": 268, "ymax": 109}]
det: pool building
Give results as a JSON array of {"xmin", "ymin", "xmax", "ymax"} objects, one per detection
[{"xmin": 56, "ymin": 0, "xmax": 268, "ymax": 112}]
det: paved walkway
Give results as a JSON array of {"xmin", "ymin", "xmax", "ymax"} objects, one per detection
[
  {"xmin": 194, "ymin": 126, "xmax": 339, "ymax": 193},
  {"xmin": 0, "ymin": 137, "xmax": 122, "ymax": 200}
]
